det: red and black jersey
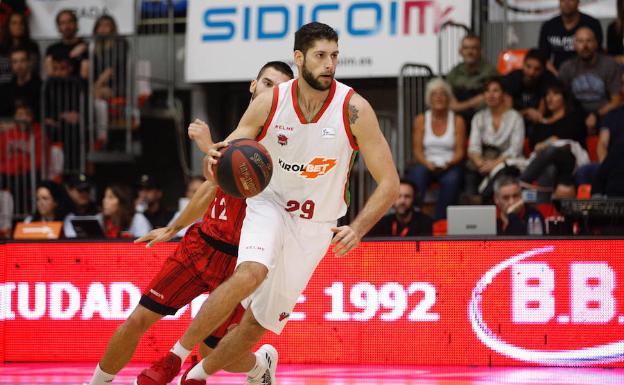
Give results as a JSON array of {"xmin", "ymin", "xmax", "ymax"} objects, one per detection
[{"xmin": 199, "ymin": 188, "xmax": 246, "ymax": 245}]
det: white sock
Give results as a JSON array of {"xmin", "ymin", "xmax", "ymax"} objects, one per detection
[
  {"xmin": 246, "ymin": 352, "xmax": 266, "ymax": 379},
  {"xmin": 88, "ymin": 364, "xmax": 115, "ymax": 385},
  {"xmin": 186, "ymin": 359, "xmax": 210, "ymax": 381},
  {"xmin": 170, "ymin": 341, "xmax": 191, "ymax": 362}
]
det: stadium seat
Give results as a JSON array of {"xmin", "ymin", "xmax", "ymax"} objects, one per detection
[
  {"xmin": 577, "ymin": 184, "xmax": 592, "ymax": 199},
  {"xmin": 432, "ymin": 219, "xmax": 447, "ymax": 236},
  {"xmin": 496, "ymin": 48, "xmax": 528, "ymax": 75}
]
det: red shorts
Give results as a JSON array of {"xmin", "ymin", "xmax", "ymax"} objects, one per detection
[{"xmin": 139, "ymin": 223, "xmax": 244, "ymax": 346}]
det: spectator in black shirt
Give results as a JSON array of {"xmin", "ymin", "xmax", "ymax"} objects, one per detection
[
  {"xmin": 591, "ymin": 106, "xmax": 624, "ymax": 196},
  {"xmin": 606, "ymin": 0, "xmax": 624, "ymax": 64},
  {"xmin": 8, "ymin": 47, "xmax": 41, "ymax": 118},
  {"xmin": 367, "ymin": 179, "xmax": 432, "ymax": 237},
  {"xmin": 44, "ymin": 9, "xmax": 87, "ymax": 78},
  {"xmin": 1, "ymin": 12, "xmax": 40, "ymax": 73},
  {"xmin": 538, "ymin": 0, "xmax": 603, "ymax": 73},
  {"xmin": 520, "ymin": 81, "xmax": 588, "ymax": 198},
  {"xmin": 494, "ymin": 176, "xmax": 545, "ymax": 235},
  {"xmin": 135, "ymin": 174, "xmax": 175, "ymax": 229},
  {"xmin": 559, "ymin": 27, "xmax": 622, "ymax": 134},
  {"xmin": 503, "ymin": 48, "xmax": 556, "ymax": 136},
  {"xmin": 65, "ymin": 173, "xmax": 99, "ymax": 216}
]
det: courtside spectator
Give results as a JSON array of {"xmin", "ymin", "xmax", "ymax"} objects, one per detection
[
  {"xmin": 520, "ymin": 81, "xmax": 588, "ymax": 199},
  {"xmin": 465, "ymin": 77, "xmax": 525, "ymax": 202},
  {"xmin": 367, "ymin": 179, "xmax": 432, "ymax": 237},
  {"xmin": 135, "ymin": 174, "xmax": 175, "ymax": 228},
  {"xmin": 539, "ymin": 0, "xmax": 603, "ymax": 72},
  {"xmin": 503, "ymin": 48, "xmax": 556, "ymax": 136},
  {"xmin": 0, "ymin": 189, "xmax": 13, "ymax": 238},
  {"xmin": 1, "ymin": 12, "xmax": 40, "ymax": 73},
  {"xmin": 406, "ymin": 78, "xmax": 465, "ymax": 220},
  {"xmin": 167, "ymin": 175, "xmax": 205, "ymax": 237},
  {"xmin": 24, "ymin": 180, "xmax": 70, "ymax": 225},
  {"xmin": 44, "ymin": 9, "xmax": 87, "ymax": 78},
  {"xmin": 65, "ymin": 173, "xmax": 98, "ymax": 216},
  {"xmin": 494, "ymin": 175, "xmax": 545, "ymax": 235},
  {"xmin": 447, "ymin": 34, "xmax": 498, "ymax": 126},
  {"xmin": 606, "ymin": 0, "xmax": 624, "ymax": 64},
  {"xmin": 559, "ymin": 27, "xmax": 622, "ymax": 133},
  {"xmin": 99, "ymin": 184, "xmax": 151, "ymax": 238}
]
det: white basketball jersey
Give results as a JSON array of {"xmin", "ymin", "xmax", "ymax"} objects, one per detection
[{"xmin": 252, "ymin": 78, "xmax": 358, "ymax": 222}]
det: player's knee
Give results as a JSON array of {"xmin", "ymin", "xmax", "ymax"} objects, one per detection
[
  {"xmin": 232, "ymin": 262, "xmax": 268, "ymax": 292},
  {"xmin": 123, "ymin": 307, "xmax": 159, "ymax": 333}
]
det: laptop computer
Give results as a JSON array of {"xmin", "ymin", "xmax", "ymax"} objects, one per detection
[
  {"xmin": 70, "ymin": 215, "xmax": 106, "ymax": 238},
  {"xmin": 447, "ymin": 205, "xmax": 497, "ymax": 235}
]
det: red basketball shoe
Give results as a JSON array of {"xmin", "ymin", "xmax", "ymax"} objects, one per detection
[
  {"xmin": 134, "ymin": 352, "xmax": 182, "ymax": 385},
  {"xmin": 177, "ymin": 363, "xmax": 206, "ymax": 385}
]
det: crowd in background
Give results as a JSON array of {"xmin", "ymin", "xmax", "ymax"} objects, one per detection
[
  {"xmin": 1, "ymin": 0, "xmax": 624, "ymax": 240},
  {"xmin": 371, "ymin": 0, "xmax": 624, "ymax": 237}
]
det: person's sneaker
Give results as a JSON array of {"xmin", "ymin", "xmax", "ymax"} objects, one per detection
[
  {"xmin": 177, "ymin": 363, "xmax": 206, "ymax": 385},
  {"xmin": 134, "ymin": 352, "xmax": 182, "ymax": 385},
  {"xmin": 247, "ymin": 344, "xmax": 278, "ymax": 385}
]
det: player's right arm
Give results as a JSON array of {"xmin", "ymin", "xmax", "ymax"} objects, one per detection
[{"xmin": 134, "ymin": 179, "xmax": 218, "ymax": 247}]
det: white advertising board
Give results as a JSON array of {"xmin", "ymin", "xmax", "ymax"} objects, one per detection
[
  {"xmin": 29, "ymin": 0, "xmax": 135, "ymax": 39},
  {"xmin": 185, "ymin": 0, "xmax": 471, "ymax": 82}
]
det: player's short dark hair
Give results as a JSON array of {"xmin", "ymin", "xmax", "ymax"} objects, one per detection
[
  {"xmin": 294, "ymin": 22, "xmax": 338, "ymax": 54},
  {"xmin": 56, "ymin": 9, "xmax": 77, "ymax": 25},
  {"xmin": 256, "ymin": 61, "xmax": 294, "ymax": 80},
  {"xmin": 524, "ymin": 48, "xmax": 547, "ymax": 68}
]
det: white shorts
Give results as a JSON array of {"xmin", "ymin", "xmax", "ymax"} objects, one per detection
[{"xmin": 237, "ymin": 197, "xmax": 335, "ymax": 334}]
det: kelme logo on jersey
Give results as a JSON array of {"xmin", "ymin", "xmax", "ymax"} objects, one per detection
[{"xmin": 278, "ymin": 157, "xmax": 337, "ymax": 179}]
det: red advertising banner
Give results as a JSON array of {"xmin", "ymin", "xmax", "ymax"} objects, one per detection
[{"xmin": 1, "ymin": 240, "xmax": 623, "ymax": 366}]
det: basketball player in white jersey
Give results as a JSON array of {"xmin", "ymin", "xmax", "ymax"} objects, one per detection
[{"xmin": 174, "ymin": 22, "xmax": 399, "ymax": 384}]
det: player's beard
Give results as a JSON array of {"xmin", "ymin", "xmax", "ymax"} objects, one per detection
[{"xmin": 301, "ymin": 60, "xmax": 333, "ymax": 91}]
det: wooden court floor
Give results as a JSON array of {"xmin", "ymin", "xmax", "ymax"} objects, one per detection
[{"xmin": 1, "ymin": 363, "xmax": 623, "ymax": 385}]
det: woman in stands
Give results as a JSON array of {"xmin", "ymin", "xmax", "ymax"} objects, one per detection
[
  {"xmin": 520, "ymin": 80, "xmax": 589, "ymax": 200},
  {"xmin": 465, "ymin": 77, "xmax": 525, "ymax": 202},
  {"xmin": 1, "ymin": 12, "xmax": 40, "ymax": 72},
  {"xmin": 100, "ymin": 184, "xmax": 151, "ymax": 238},
  {"xmin": 88, "ymin": 15, "xmax": 128, "ymax": 146},
  {"xmin": 406, "ymin": 78, "xmax": 465, "ymax": 220},
  {"xmin": 24, "ymin": 180, "xmax": 69, "ymax": 224}
]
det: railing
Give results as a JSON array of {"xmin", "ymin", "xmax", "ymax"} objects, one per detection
[
  {"xmin": 437, "ymin": 21, "xmax": 470, "ymax": 76},
  {"xmin": 346, "ymin": 112, "xmax": 396, "ymax": 223},
  {"xmin": 87, "ymin": 36, "xmax": 135, "ymax": 156},
  {"xmin": 397, "ymin": 64, "xmax": 434, "ymax": 176},
  {"xmin": 0, "ymin": 118, "xmax": 41, "ymax": 220},
  {"xmin": 41, "ymin": 75, "xmax": 87, "ymax": 178}
]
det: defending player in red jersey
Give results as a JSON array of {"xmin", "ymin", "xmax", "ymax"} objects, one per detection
[{"xmin": 85, "ymin": 61, "xmax": 293, "ymax": 385}]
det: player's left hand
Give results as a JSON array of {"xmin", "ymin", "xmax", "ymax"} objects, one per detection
[{"xmin": 331, "ymin": 226, "xmax": 360, "ymax": 257}]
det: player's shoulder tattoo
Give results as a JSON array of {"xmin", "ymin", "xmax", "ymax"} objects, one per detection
[{"xmin": 348, "ymin": 98, "xmax": 359, "ymax": 126}]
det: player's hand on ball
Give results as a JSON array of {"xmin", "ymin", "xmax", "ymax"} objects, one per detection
[
  {"xmin": 331, "ymin": 226, "xmax": 360, "ymax": 257},
  {"xmin": 188, "ymin": 118, "xmax": 213, "ymax": 153},
  {"xmin": 204, "ymin": 141, "xmax": 229, "ymax": 179},
  {"xmin": 134, "ymin": 226, "xmax": 178, "ymax": 248}
]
